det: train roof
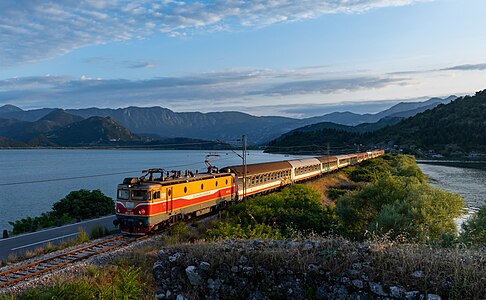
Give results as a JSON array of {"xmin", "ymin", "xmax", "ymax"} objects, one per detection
[
  {"xmin": 287, "ymin": 158, "xmax": 321, "ymax": 168},
  {"xmin": 336, "ymin": 153, "xmax": 358, "ymax": 159},
  {"xmin": 221, "ymin": 160, "xmax": 292, "ymax": 177},
  {"xmin": 316, "ymin": 156, "xmax": 338, "ymax": 163}
]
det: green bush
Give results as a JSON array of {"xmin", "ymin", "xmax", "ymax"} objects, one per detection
[
  {"xmin": 53, "ymin": 189, "xmax": 114, "ymax": 221},
  {"xmin": 461, "ymin": 206, "xmax": 486, "ymax": 247},
  {"xmin": 206, "ymin": 185, "xmax": 339, "ymax": 240},
  {"xmin": 348, "ymin": 154, "xmax": 427, "ymax": 183},
  {"xmin": 9, "ymin": 189, "xmax": 114, "ymax": 235},
  {"xmin": 336, "ymin": 175, "xmax": 464, "ymax": 242}
]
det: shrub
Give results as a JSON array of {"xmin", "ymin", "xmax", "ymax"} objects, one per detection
[
  {"xmin": 90, "ymin": 225, "xmax": 110, "ymax": 239},
  {"xmin": 461, "ymin": 206, "xmax": 486, "ymax": 247},
  {"xmin": 206, "ymin": 185, "xmax": 339, "ymax": 240},
  {"xmin": 336, "ymin": 175, "xmax": 464, "ymax": 242},
  {"xmin": 52, "ymin": 189, "xmax": 114, "ymax": 221},
  {"xmin": 8, "ymin": 189, "xmax": 113, "ymax": 235}
]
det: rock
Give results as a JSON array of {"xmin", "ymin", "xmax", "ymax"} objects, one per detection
[
  {"xmin": 303, "ymin": 242, "xmax": 313, "ymax": 251},
  {"xmin": 208, "ymin": 278, "xmax": 222, "ymax": 290},
  {"xmin": 155, "ymin": 290, "xmax": 165, "ymax": 300},
  {"xmin": 168, "ymin": 252, "xmax": 182, "ymax": 263},
  {"xmin": 185, "ymin": 266, "xmax": 202, "ymax": 286},
  {"xmin": 411, "ymin": 270, "xmax": 425, "ymax": 279},
  {"xmin": 248, "ymin": 290, "xmax": 268, "ymax": 300},
  {"xmin": 427, "ymin": 294, "xmax": 441, "ymax": 300},
  {"xmin": 405, "ymin": 291, "xmax": 420, "ymax": 299},
  {"xmin": 370, "ymin": 282, "xmax": 387, "ymax": 296},
  {"xmin": 239, "ymin": 255, "xmax": 249, "ymax": 264},
  {"xmin": 200, "ymin": 261, "xmax": 210, "ymax": 271},
  {"xmin": 331, "ymin": 284, "xmax": 349, "ymax": 299},
  {"xmin": 231, "ymin": 266, "xmax": 239, "ymax": 273},
  {"xmin": 242, "ymin": 266, "xmax": 254, "ymax": 276},
  {"xmin": 352, "ymin": 279, "xmax": 364, "ymax": 289},
  {"xmin": 357, "ymin": 243, "xmax": 370, "ymax": 253},
  {"xmin": 390, "ymin": 285, "xmax": 406, "ymax": 298},
  {"xmin": 307, "ymin": 264, "xmax": 319, "ymax": 273},
  {"xmin": 176, "ymin": 295, "xmax": 188, "ymax": 300}
]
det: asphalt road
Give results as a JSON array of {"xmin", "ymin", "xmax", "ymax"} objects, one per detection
[{"xmin": 0, "ymin": 215, "xmax": 117, "ymax": 261}]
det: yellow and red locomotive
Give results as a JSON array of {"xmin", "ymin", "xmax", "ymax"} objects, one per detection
[{"xmin": 114, "ymin": 150, "xmax": 384, "ymax": 234}]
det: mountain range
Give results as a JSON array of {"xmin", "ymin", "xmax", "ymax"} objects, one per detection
[
  {"xmin": 266, "ymin": 91, "xmax": 485, "ymax": 157},
  {"xmin": 0, "ymin": 96, "xmax": 455, "ymax": 146}
]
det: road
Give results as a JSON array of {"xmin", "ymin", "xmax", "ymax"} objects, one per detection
[{"xmin": 0, "ymin": 215, "xmax": 117, "ymax": 261}]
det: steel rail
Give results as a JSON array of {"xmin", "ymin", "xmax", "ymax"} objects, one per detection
[{"xmin": 0, "ymin": 235, "xmax": 146, "ymax": 289}]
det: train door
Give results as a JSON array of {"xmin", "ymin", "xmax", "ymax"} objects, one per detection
[{"xmin": 166, "ymin": 187, "xmax": 173, "ymax": 213}]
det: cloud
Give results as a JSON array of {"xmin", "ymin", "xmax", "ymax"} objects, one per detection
[
  {"xmin": 258, "ymin": 76, "xmax": 408, "ymax": 95},
  {"xmin": 0, "ymin": 0, "xmax": 428, "ymax": 66},
  {"xmin": 123, "ymin": 60, "xmax": 158, "ymax": 69},
  {"xmin": 441, "ymin": 63, "xmax": 486, "ymax": 71},
  {"xmin": 0, "ymin": 68, "xmax": 406, "ymax": 111}
]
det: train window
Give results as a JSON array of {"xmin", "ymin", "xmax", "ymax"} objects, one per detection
[
  {"xmin": 184, "ymin": 186, "xmax": 187, "ymax": 193},
  {"xmin": 153, "ymin": 191, "xmax": 160, "ymax": 199},
  {"xmin": 215, "ymin": 181, "xmax": 218, "ymax": 187},
  {"xmin": 167, "ymin": 189, "xmax": 171, "ymax": 197},
  {"xmin": 131, "ymin": 190, "xmax": 149, "ymax": 200},
  {"xmin": 226, "ymin": 179, "xmax": 228, "ymax": 184},
  {"xmin": 117, "ymin": 189, "xmax": 129, "ymax": 200},
  {"xmin": 201, "ymin": 183, "xmax": 204, "ymax": 190}
]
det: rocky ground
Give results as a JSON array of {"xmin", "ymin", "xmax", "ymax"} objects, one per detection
[{"xmin": 153, "ymin": 238, "xmax": 486, "ymax": 300}]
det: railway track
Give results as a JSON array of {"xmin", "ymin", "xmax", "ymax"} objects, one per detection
[{"xmin": 0, "ymin": 234, "xmax": 146, "ymax": 289}]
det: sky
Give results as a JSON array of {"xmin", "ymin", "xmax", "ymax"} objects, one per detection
[{"xmin": 1, "ymin": 0, "xmax": 486, "ymax": 118}]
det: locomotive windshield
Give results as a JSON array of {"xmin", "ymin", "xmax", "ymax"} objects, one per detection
[
  {"xmin": 117, "ymin": 189, "xmax": 130, "ymax": 200},
  {"xmin": 131, "ymin": 190, "xmax": 151, "ymax": 200}
]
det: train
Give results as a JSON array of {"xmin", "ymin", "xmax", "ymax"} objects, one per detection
[{"xmin": 113, "ymin": 150, "xmax": 385, "ymax": 234}]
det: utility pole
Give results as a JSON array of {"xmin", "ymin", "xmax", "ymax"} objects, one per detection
[{"xmin": 242, "ymin": 134, "xmax": 247, "ymax": 200}]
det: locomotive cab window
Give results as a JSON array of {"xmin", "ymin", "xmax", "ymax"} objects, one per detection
[
  {"xmin": 118, "ymin": 189, "xmax": 130, "ymax": 200},
  {"xmin": 153, "ymin": 191, "xmax": 161, "ymax": 199},
  {"xmin": 131, "ymin": 190, "xmax": 150, "ymax": 200}
]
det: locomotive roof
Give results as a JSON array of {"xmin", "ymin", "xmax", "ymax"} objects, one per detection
[
  {"xmin": 221, "ymin": 160, "xmax": 292, "ymax": 176},
  {"xmin": 118, "ymin": 172, "xmax": 231, "ymax": 188}
]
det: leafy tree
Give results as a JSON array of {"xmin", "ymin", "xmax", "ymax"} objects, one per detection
[
  {"xmin": 9, "ymin": 189, "xmax": 113, "ymax": 234},
  {"xmin": 52, "ymin": 189, "xmax": 114, "ymax": 221}
]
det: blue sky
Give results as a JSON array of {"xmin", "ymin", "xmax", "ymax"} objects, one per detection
[{"xmin": 1, "ymin": 0, "xmax": 486, "ymax": 117}]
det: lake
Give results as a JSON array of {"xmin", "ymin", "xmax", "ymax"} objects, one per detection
[
  {"xmin": 2, "ymin": 151, "xmax": 485, "ymax": 232},
  {"xmin": 417, "ymin": 161, "xmax": 486, "ymax": 211},
  {"xmin": 0, "ymin": 149, "xmax": 307, "ymax": 231}
]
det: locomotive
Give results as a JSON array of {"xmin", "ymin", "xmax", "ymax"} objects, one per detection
[{"xmin": 114, "ymin": 150, "xmax": 384, "ymax": 234}]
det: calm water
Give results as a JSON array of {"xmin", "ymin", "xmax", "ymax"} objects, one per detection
[
  {"xmin": 0, "ymin": 149, "xmax": 306, "ymax": 231},
  {"xmin": 2, "ymin": 151, "xmax": 484, "ymax": 231},
  {"xmin": 418, "ymin": 161, "xmax": 486, "ymax": 211}
]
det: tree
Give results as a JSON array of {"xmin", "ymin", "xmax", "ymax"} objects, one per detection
[{"xmin": 52, "ymin": 189, "xmax": 114, "ymax": 220}]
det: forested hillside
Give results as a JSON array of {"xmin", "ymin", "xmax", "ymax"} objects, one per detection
[{"xmin": 266, "ymin": 90, "xmax": 486, "ymax": 157}]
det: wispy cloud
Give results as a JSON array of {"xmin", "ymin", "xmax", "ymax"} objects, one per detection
[
  {"xmin": 0, "ymin": 0, "xmax": 428, "ymax": 66},
  {"xmin": 123, "ymin": 60, "xmax": 158, "ymax": 69},
  {"xmin": 441, "ymin": 63, "xmax": 486, "ymax": 71},
  {"xmin": 0, "ymin": 68, "xmax": 407, "ymax": 111}
]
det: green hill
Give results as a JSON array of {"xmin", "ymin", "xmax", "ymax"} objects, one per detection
[{"xmin": 266, "ymin": 90, "xmax": 486, "ymax": 157}]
